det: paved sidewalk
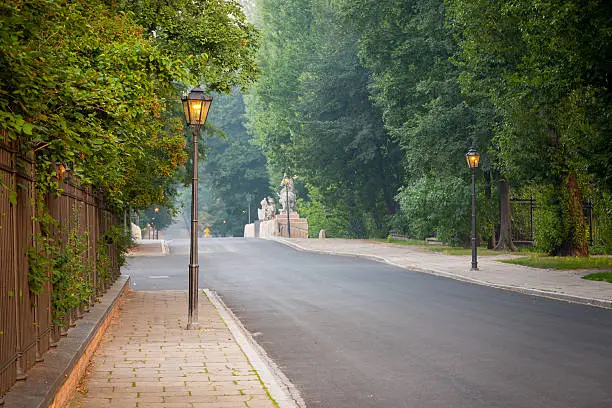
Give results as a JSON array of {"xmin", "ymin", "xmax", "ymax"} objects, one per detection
[
  {"xmin": 277, "ymin": 238, "xmax": 612, "ymax": 308},
  {"xmin": 69, "ymin": 291, "xmax": 277, "ymax": 408}
]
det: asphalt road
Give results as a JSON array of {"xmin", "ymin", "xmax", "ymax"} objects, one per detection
[{"xmin": 126, "ymin": 237, "xmax": 612, "ymax": 408}]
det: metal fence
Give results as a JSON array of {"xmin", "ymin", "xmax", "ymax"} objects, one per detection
[
  {"xmin": 0, "ymin": 139, "xmax": 122, "ymax": 401},
  {"xmin": 511, "ymin": 197, "xmax": 598, "ymax": 246}
]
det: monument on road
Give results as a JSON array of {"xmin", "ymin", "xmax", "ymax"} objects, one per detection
[{"xmin": 243, "ymin": 176, "xmax": 308, "ymax": 238}]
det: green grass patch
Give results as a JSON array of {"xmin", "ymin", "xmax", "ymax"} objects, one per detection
[
  {"xmin": 425, "ymin": 247, "xmax": 505, "ymax": 256},
  {"xmin": 371, "ymin": 237, "xmax": 425, "ymax": 246},
  {"xmin": 500, "ymin": 256, "xmax": 612, "ymax": 270},
  {"xmin": 582, "ymin": 272, "xmax": 612, "ymax": 283}
]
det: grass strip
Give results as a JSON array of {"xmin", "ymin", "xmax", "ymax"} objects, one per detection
[
  {"xmin": 500, "ymin": 256, "xmax": 612, "ymax": 270},
  {"xmin": 371, "ymin": 237, "xmax": 425, "ymax": 246},
  {"xmin": 582, "ymin": 272, "xmax": 612, "ymax": 283}
]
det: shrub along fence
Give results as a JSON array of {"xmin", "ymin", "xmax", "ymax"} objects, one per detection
[{"xmin": 0, "ymin": 139, "xmax": 125, "ymax": 402}]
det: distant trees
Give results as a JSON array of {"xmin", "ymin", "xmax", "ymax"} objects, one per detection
[
  {"xmin": 199, "ymin": 92, "xmax": 270, "ymax": 236},
  {"xmin": 244, "ymin": 0, "xmax": 611, "ymax": 254},
  {"xmin": 247, "ymin": 0, "xmax": 402, "ymax": 238}
]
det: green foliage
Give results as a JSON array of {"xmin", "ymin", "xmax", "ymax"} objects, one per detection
[
  {"xmin": 96, "ymin": 244, "xmax": 112, "ymax": 284},
  {"xmin": 139, "ymin": 205, "xmax": 174, "ymax": 235},
  {"xmin": 297, "ymin": 188, "xmax": 354, "ymax": 238},
  {"xmin": 27, "ymin": 195, "xmax": 60, "ymax": 295},
  {"xmin": 396, "ymin": 174, "xmax": 472, "ymax": 244},
  {"xmin": 1, "ymin": 0, "xmax": 260, "ymax": 215},
  {"xmin": 340, "ymin": 0, "xmax": 478, "ymax": 177},
  {"xmin": 247, "ymin": 0, "xmax": 401, "ymax": 236},
  {"xmin": 52, "ymin": 215, "xmax": 93, "ymax": 326},
  {"xmin": 102, "ymin": 225, "xmax": 133, "ymax": 268},
  {"xmin": 591, "ymin": 191, "xmax": 612, "ymax": 255},
  {"xmin": 114, "ymin": 0, "xmax": 260, "ymax": 93},
  {"xmin": 447, "ymin": 0, "xmax": 612, "ymax": 254}
]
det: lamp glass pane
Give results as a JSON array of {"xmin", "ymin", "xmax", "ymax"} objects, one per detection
[
  {"xmin": 187, "ymin": 99, "xmax": 212, "ymax": 125},
  {"xmin": 182, "ymin": 99, "xmax": 191, "ymax": 124}
]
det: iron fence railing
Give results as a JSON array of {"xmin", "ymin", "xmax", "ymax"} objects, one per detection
[{"xmin": 0, "ymin": 138, "xmax": 122, "ymax": 401}]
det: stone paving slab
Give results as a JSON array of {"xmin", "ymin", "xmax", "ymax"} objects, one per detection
[
  {"xmin": 68, "ymin": 291, "xmax": 277, "ymax": 408},
  {"xmin": 278, "ymin": 238, "xmax": 612, "ymax": 308}
]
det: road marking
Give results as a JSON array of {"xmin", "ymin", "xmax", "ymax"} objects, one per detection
[{"xmin": 148, "ymin": 275, "xmax": 169, "ymax": 279}]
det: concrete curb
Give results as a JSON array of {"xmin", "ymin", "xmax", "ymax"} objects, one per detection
[
  {"xmin": 2, "ymin": 275, "xmax": 130, "ymax": 408},
  {"xmin": 275, "ymin": 238, "xmax": 612, "ymax": 309},
  {"xmin": 205, "ymin": 289, "xmax": 306, "ymax": 408}
]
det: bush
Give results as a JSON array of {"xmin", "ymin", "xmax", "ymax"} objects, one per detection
[
  {"xmin": 591, "ymin": 190, "xmax": 612, "ymax": 254},
  {"xmin": 396, "ymin": 174, "xmax": 472, "ymax": 244}
]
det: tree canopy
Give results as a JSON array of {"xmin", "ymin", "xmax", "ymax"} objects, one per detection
[
  {"xmin": 0, "ymin": 0, "xmax": 259, "ymax": 212},
  {"xmin": 242, "ymin": 0, "xmax": 611, "ymax": 253}
]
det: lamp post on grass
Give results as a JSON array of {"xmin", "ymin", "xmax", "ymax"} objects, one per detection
[
  {"xmin": 182, "ymin": 87, "xmax": 213, "ymax": 330},
  {"xmin": 465, "ymin": 147, "xmax": 481, "ymax": 271}
]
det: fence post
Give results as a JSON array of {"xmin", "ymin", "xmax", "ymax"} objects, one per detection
[{"xmin": 10, "ymin": 150, "xmax": 26, "ymax": 381}]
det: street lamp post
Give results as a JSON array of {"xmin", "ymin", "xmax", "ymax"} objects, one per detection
[
  {"xmin": 154, "ymin": 207, "xmax": 159, "ymax": 239},
  {"xmin": 247, "ymin": 193, "xmax": 252, "ymax": 224},
  {"xmin": 182, "ymin": 87, "xmax": 213, "ymax": 330},
  {"xmin": 282, "ymin": 175, "xmax": 291, "ymax": 238},
  {"xmin": 465, "ymin": 148, "xmax": 481, "ymax": 271}
]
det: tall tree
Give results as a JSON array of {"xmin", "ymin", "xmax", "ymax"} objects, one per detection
[
  {"xmin": 447, "ymin": 0, "xmax": 612, "ymax": 255},
  {"xmin": 338, "ymin": 0, "xmax": 496, "ymax": 243}
]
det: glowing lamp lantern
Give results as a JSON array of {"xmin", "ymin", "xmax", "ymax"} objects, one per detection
[
  {"xmin": 465, "ymin": 148, "xmax": 481, "ymax": 169},
  {"xmin": 182, "ymin": 87, "xmax": 213, "ymax": 128}
]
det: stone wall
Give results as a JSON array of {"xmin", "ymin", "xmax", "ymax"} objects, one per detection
[
  {"xmin": 244, "ymin": 223, "xmax": 255, "ymax": 238},
  {"xmin": 244, "ymin": 213, "xmax": 308, "ymax": 238}
]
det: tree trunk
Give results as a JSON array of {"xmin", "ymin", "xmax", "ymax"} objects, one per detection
[
  {"xmin": 495, "ymin": 179, "xmax": 517, "ymax": 251},
  {"xmin": 555, "ymin": 172, "xmax": 588, "ymax": 256}
]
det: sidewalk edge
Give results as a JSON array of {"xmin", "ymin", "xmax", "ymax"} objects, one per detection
[
  {"xmin": 2, "ymin": 275, "xmax": 130, "ymax": 408},
  {"xmin": 275, "ymin": 238, "xmax": 612, "ymax": 309},
  {"xmin": 204, "ymin": 289, "xmax": 306, "ymax": 408}
]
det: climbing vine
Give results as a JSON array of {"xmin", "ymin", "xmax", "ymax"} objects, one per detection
[{"xmin": 27, "ymin": 202, "xmax": 95, "ymax": 326}]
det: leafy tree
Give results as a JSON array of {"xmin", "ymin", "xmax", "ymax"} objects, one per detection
[
  {"xmin": 0, "ymin": 0, "xmax": 260, "ymax": 216},
  {"xmin": 447, "ymin": 0, "xmax": 612, "ymax": 255},
  {"xmin": 111, "ymin": 0, "xmax": 260, "ymax": 93},
  {"xmin": 336, "ymin": 0, "xmax": 500, "ymax": 242}
]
